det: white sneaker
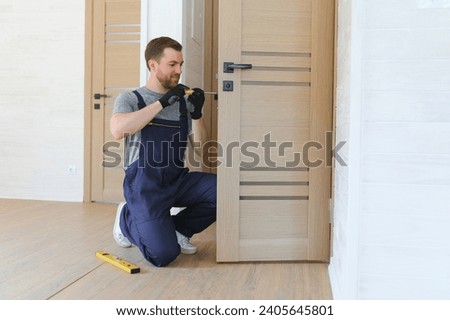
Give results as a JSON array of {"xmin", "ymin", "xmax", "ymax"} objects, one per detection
[
  {"xmin": 176, "ymin": 231, "xmax": 197, "ymax": 254},
  {"xmin": 113, "ymin": 202, "xmax": 132, "ymax": 248}
]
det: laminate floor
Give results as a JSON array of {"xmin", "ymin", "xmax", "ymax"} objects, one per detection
[{"xmin": 0, "ymin": 199, "xmax": 332, "ymax": 300}]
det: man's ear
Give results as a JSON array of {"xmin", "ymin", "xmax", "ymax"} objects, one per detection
[{"xmin": 148, "ymin": 59, "xmax": 156, "ymax": 71}]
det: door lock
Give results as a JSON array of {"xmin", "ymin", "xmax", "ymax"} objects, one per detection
[{"xmin": 223, "ymin": 81, "xmax": 233, "ymax": 92}]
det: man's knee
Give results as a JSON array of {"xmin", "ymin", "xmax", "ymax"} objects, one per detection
[
  {"xmin": 204, "ymin": 173, "xmax": 217, "ymax": 203},
  {"xmin": 142, "ymin": 241, "xmax": 181, "ymax": 267}
]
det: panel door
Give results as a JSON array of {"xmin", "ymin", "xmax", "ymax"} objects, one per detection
[
  {"xmin": 89, "ymin": 0, "xmax": 140, "ymax": 202},
  {"xmin": 217, "ymin": 0, "xmax": 334, "ymax": 261}
]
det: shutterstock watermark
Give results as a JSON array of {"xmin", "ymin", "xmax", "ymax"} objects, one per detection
[{"xmin": 102, "ymin": 131, "xmax": 347, "ymax": 169}]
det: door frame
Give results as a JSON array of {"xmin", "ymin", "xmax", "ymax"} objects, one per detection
[
  {"xmin": 201, "ymin": 0, "xmax": 219, "ymax": 171},
  {"xmin": 83, "ymin": 0, "xmax": 94, "ymax": 202}
]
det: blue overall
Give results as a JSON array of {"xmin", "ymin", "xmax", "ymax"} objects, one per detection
[{"xmin": 119, "ymin": 90, "xmax": 216, "ymax": 267}]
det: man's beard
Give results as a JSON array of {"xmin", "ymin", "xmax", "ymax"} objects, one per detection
[{"xmin": 157, "ymin": 73, "xmax": 180, "ymax": 90}]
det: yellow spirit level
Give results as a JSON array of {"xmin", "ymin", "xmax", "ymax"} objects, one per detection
[{"xmin": 95, "ymin": 251, "xmax": 140, "ymax": 274}]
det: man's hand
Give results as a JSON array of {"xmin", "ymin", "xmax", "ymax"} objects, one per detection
[
  {"xmin": 158, "ymin": 84, "xmax": 188, "ymax": 108},
  {"xmin": 187, "ymin": 88, "xmax": 205, "ymax": 120}
]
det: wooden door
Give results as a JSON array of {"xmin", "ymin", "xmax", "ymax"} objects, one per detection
[
  {"xmin": 217, "ymin": 0, "xmax": 334, "ymax": 262},
  {"xmin": 88, "ymin": 0, "xmax": 141, "ymax": 202}
]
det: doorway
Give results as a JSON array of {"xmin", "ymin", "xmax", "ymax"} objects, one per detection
[{"xmin": 84, "ymin": 0, "xmax": 141, "ymax": 203}]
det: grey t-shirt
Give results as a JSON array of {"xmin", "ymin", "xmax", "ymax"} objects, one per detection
[{"xmin": 113, "ymin": 86, "xmax": 194, "ymax": 169}]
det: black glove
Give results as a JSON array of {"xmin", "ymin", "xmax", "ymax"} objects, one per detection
[
  {"xmin": 187, "ymin": 88, "xmax": 205, "ymax": 120},
  {"xmin": 158, "ymin": 84, "xmax": 188, "ymax": 108}
]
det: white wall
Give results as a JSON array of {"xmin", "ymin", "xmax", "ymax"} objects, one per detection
[
  {"xmin": 0, "ymin": 0, "xmax": 85, "ymax": 202},
  {"xmin": 328, "ymin": 0, "xmax": 363, "ymax": 299},
  {"xmin": 330, "ymin": 0, "xmax": 450, "ymax": 299}
]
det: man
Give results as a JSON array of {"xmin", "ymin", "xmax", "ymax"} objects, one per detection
[{"xmin": 110, "ymin": 36, "xmax": 216, "ymax": 267}]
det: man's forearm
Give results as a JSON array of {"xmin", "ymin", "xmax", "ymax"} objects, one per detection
[{"xmin": 110, "ymin": 101, "xmax": 163, "ymax": 140}]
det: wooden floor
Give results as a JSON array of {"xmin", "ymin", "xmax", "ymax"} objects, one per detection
[{"xmin": 0, "ymin": 199, "xmax": 332, "ymax": 300}]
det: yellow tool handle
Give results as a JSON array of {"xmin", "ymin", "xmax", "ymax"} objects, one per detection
[{"xmin": 185, "ymin": 89, "xmax": 217, "ymax": 96}]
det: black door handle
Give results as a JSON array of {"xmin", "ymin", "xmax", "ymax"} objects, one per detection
[
  {"xmin": 94, "ymin": 93, "xmax": 109, "ymax": 99},
  {"xmin": 223, "ymin": 62, "xmax": 253, "ymax": 73}
]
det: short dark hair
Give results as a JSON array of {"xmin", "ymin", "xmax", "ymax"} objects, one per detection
[{"xmin": 144, "ymin": 36, "xmax": 182, "ymax": 69}]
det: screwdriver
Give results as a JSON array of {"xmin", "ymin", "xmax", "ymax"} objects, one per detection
[{"xmin": 185, "ymin": 89, "xmax": 217, "ymax": 96}]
